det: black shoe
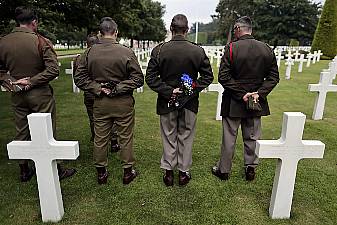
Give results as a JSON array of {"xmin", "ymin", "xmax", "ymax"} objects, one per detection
[
  {"xmin": 211, "ymin": 166, "xmax": 229, "ymax": 181},
  {"xmin": 96, "ymin": 167, "xmax": 108, "ymax": 184},
  {"xmin": 123, "ymin": 167, "xmax": 138, "ymax": 185},
  {"xmin": 19, "ymin": 163, "xmax": 35, "ymax": 182},
  {"xmin": 178, "ymin": 171, "xmax": 191, "ymax": 186},
  {"xmin": 245, "ymin": 166, "xmax": 255, "ymax": 181},
  {"xmin": 163, "ymin": 170, "xmax": 174, "ymax": 186},
  {"xmin": 57, "ymin": 164, "xmax": 76, "ymax": 180},
  {"xmin": 111, "ymin": 140, "xmax": 120, "ymax": 153}
]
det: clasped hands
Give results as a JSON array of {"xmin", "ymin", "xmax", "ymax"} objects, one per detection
[
  {"xmin": 12, "ymin": 77, "xmax": 32, "ymax": 91},
  {"xmin": 243, "ymin": 91, "xmax": 259, "ymax": 103}
]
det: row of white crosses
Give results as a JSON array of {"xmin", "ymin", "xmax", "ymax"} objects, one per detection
[
  {"xmin": 309, "ymin": 56, "xmax": 337, "ymax": 120},
  {"xmin": 282, "ymin": 50, "xmax": 323, "ymax": 80}
]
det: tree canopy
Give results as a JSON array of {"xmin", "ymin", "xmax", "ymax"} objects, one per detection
[
  {"xmin": 0, "ymin": 0, "xmax": 166, "ymax": 45},
  {"xmin": 214, "ymin": 0, "xmax": 320, "ymax": 45}
]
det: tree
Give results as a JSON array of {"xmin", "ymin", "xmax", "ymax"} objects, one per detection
[
  {"xmin": 0, "ymin": 0, "xmax": 167, "ymax": 46},
  {"xmin": 137, "ymin": 0, "xmax": 166, "ymax": 43},
  {"xmin": 311, "ymin": 0, "xmax": 337, "ymax": 58},
  {"xmin": 214, "ymin": 0, "xmax": 320, "ymax": 45}
]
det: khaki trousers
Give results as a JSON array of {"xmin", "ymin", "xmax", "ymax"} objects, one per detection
[
  {"xmin": 160, "ymin": 108, "xmax": 197, "ymax": 172},
  {"xmin": 93, "ymin": 95, "xmax": 135, "ymax": 168},
  {"xmin": 11, "ymin": 85, "xmax": 56, "ymax": 164},
  {"xmin": 217, "ymin": 116, "xmax": 261, "ymax": 173},
  {"xmin": 84, "ymin": 91, "xmax": 117, "ymax": 141}
]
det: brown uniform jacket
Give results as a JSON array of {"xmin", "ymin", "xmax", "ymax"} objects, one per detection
[
  {"xmin": 74, "ymin": 38, "xmax": 144, "ymax": 96},
  {"xmin": 0, "ymin": 27, "xmax": 59, "ymax": 87},
  {"xmin": 146, "ymin": 35, "xmax": 214, "ymax": 115},
  {"xmin": 219, "ymin": 34, "xmax": 279, "ymax": 118}
]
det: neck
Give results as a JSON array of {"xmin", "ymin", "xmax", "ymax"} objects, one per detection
[
  {"xmin": 172, "ymin": 33, "xmax": 186, "ymax": 38},
  {"xmin": 240, "ymin": 32, "xmax": 251, "ymax": 37},
  {"xmin": 103, "ymin": 35, "xmax": 116, "ymax": 40},
  {"xmin": 19, "ymin": 24, "xmax": 35, "ymax": 32}
]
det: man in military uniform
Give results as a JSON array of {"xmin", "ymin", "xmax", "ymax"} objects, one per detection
[
  {"xmin": 0, "ymin": 6, "xmax": 76, "ymax": 182},
  {"xmin": 74, "ymin": 34, "xmax": 120, "ymax": 152},
  {"xmin": 211, "ymin": 16, "xmax": 279, "ymax": 181},
  {"xmin": 146, "ymin": 14, "xmax": 213, "ymax": 186},
  {"xmin": 74, "ymin": 17, "xmax": 143, "ymax": 185}
]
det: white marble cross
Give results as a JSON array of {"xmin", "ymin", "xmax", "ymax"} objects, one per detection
[
  {"xmin": 306, "ymin": 53, "xmax": 313, "ymax": 67},
  {"xmin": 293, "ymin": 50, "xmax": 300, "ymax": 62},
  {"xmin": 65, "ymin": 57, "xmax": 81, "ymax": 93},
  {"xmin": 297, "ymin": 54, "xmax": 307, "ymax": 73},
  {"xmin": 308, "ymin": 71, "xmax": 337, "ymax": 120},
  {"xmin": 216, "ymin": 50, "xmax": 223, "ymax": 68},
  {"xmin": 312, "ymin": 51, "xmax": 318, "ymax": 64},
  {"xmin": 323, "ymin": 59, "xmax": 337, "ymax": 80},
  {"xmin": 285, "ymin": 57, "xmax": 294, "ymax": 80},
  {"xmin": 276, "ymin": 50, "xmax": 284, "ymax": 68},
  {"xmin": 208, "ymin": 83, "xmax": 224, "ymax": 121},
  {"xmin": 316, "ymin": 50, "xmax": 323, "ymax": 62},
  {"xmin": 256, "ymin": 112, "xmax": 325, "ymax": 219},
  {"xmin": 7, "ymin": 113, "xmax": 79, "ymax": 222},
  {"xmin": 285, "ymin": 51, "xmax": 292, "ymax": 60}
]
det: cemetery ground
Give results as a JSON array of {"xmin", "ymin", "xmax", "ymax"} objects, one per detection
[{"xmin": 0, "ymin": 58, "xmax": 336, "ymax": 225}]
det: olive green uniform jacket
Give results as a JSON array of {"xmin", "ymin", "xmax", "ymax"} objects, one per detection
[
  {"xmin": 146, "ymin": 35, "xmax": 214, "ymax": 115},
  {"xmin": 219, "ymin": 34, "xmax": 279, "ymax": 118}
]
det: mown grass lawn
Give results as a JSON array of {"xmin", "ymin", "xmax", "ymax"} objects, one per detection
[{"xmin": 0, "ymin": 56, "xmax": 336, "ymax": 225}]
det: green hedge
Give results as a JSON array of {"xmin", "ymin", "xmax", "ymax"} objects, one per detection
[{"xmin": 311, "ymin": 0, "xmax": 337, "ymax": 59}]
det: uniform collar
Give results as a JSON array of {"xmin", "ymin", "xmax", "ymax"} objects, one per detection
[
  {"xmin": 12, "ymin": 27, "xmax": 36, "ymax": 35},
  {"xmin": 238, "ymin": 34, "xmax": 254, "ymax": 40},
  {"xmin": 99, "ymin": 38, "xmax": 118, "ymax": 44},
  {"xmin": 171, "ymin": 35, "xmax": 187, "ymax": 41}
]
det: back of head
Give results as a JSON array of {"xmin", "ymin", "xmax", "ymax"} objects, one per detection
[
  {"xmin": 87, "ymin": 34, "xmax": 99, "ymax": 48},
  {"xmin": 99, "ymin": 17, "xmax": 118, "ymax": 36},
  {"xmin": 235, "ymin": 16, "xmax": 253, "ymax": 33},
  {"xmin": 170, "ymin": 14, "xmax": 188, "ymax": 34},
  {"xmin": 15, "ymin": 6, "xmax": 38, "ymax": 25}
]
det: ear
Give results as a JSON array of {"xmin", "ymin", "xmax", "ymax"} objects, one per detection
[{"xmin": 170, "ymin": 25, "xmax": 173, "ymax": 32}]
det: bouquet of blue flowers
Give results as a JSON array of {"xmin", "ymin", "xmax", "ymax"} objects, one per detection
[{"xmin": 168, "ymin": 73, "xmax": 196, "ymax": 108}]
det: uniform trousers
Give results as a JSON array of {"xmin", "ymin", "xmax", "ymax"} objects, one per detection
[
  {"xmin": 11, "ymin": 85, "xmax": 56, "ymax": 164},
  {"xmin": 160, "ymin": 108, "xmax": 197, "ymax": 172},
  {"xmin": 93, "ymin": 95, "xmax": 135, "ymax": 168},
  {"xmin": 217, "ymin": 116, "xmax": 261, "ymax": 173},
  {"xmin": 84, "ymin": 91, "xmax": 117, "ymax": 141}
]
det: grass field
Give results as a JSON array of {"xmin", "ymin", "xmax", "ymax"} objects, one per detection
[{"xmin": 0, "ymin": 57, "xmax": 336, "ymax": 225}]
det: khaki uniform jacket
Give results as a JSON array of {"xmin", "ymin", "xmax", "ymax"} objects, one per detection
[
  {"xmin": 219, "ymin": 34, "xmax": 279, "ymax": 118},
  {"xmin": 74, "ymin": 38, "xmax": 144, "ymax": 96},
  {"xmin": 0, "ymin": 27, "xmax": 59, "ymax": 87},
  {"xmin": 146, "ymin": 35, "xmax": 214, "ymax": 115}
]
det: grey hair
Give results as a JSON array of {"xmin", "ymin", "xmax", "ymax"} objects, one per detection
[
  {"xmin": 235, "ymin": 16, "xmax": 253, "ymax": 32},
  {"xmin": 99, "ymin": 17, "xmax": 118, "ymax": 35}
]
